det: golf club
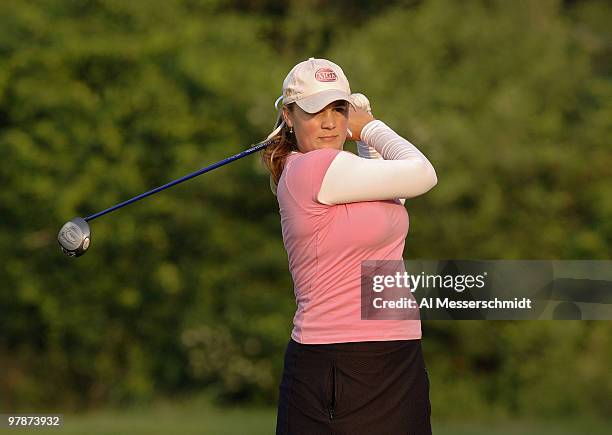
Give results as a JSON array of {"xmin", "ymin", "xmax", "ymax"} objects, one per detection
[
  {"xmin": 57, "ymin": 139, "xmax": 272, "ymax": 257},
  {"xmin": 58, "ymin": 94, "xmax": 372, "ymax": 257}
]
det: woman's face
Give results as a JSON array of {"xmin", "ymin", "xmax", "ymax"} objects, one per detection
[{"xmin": 283, "ymin": 100, "xmax": 349, "ymax": 153}]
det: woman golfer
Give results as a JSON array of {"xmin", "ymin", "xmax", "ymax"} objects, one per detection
[{"xmin": 263, "ymin": 58, "xmax": 437, "ymax": 434}]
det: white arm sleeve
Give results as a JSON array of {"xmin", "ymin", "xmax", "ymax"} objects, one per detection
[
  {"xmin": 356, "ymin": 132, "xmax": 406, "ymax": 205},
  {"xmin": 356, "ymin": 138, "xmax": 382, "ymax": 159},
  {"xmin": 318, "ymin": 120, "xmax": 437, "ymax": 205}
]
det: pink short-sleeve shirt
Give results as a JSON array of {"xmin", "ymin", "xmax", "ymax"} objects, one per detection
[{"xmin": 277, "ymin": 148, "xmax": 422, "ymax": 344}]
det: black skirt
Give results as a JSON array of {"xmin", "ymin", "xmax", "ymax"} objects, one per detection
[{"xmin": 276, "ymin": 338, "xmax": 431, "ymax": 435}]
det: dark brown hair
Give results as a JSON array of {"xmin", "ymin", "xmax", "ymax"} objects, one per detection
[{"xmin": 261, "ymin": 104, "xmax": 297, "ymax": 191}]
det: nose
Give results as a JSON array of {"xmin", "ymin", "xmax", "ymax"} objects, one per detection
[{"xmin": 321, "ymin": 109, "xmax": 336, "ymax": 130}]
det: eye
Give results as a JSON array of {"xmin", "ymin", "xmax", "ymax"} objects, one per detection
[{"xmin": 335, "ymin": 105, "xmax": 348, "ymax": 113}]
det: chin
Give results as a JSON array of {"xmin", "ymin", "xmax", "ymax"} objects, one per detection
[
  {"xmin": 320, "ymin": 139, "xmax": 345, "ymax": 151},
  {"xmin": 318, "ymin": 143, "xmax": 343, "ymax": 151}
]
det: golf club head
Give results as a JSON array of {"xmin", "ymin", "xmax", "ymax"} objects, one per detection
[{"xmin": 58, "ymin": 217, "xmax": 91, "ymax": 257}]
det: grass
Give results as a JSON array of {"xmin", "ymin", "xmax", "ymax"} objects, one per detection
[
  {"xmin": 4, "ymin": 396, "xmax": 274, "ymax": 435},
  {"xmin": 433, "ymin": 420, "xmax": 611, "ymax": 435},
  {"xmin": 2, "ymin": 396, "xmax": 609, "ymax": 434}
]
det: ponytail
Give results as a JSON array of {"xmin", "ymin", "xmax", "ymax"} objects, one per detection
[{"xmin": 261, "ymin": 105, "xmax": 297, "ymax": 193}]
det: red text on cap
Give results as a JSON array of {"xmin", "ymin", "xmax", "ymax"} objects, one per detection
[{"xmin": 315, "ymin": 68, "xmax": 338, "ymax": 82}]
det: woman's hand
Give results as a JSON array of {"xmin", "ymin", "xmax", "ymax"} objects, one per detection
[{"xmin": 347, "ymin": 95, "xmax": 375, "ymax": 141}]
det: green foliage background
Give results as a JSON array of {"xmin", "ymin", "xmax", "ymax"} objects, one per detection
[{"xmin": 1, "ymin": 0, "xmax": 611, "ymax": 422}]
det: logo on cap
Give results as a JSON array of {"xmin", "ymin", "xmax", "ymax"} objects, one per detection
[{"xmin": 315, "ymin": 68, "xmax": 338, "ymax": 82}]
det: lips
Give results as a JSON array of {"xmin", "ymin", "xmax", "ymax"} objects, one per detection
[{"xmin": 319, "ymin": 135, "xmax": 339, "ymax": 141}]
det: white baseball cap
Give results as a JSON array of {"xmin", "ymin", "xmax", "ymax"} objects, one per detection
[{"xmin": 279, "ymin": 57, "xmax": 353, "ymax": 113}]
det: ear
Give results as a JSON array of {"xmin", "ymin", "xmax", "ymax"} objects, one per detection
[{"xmin": 282, "ymin": 106, "xmax": 293, "ymax": 128}]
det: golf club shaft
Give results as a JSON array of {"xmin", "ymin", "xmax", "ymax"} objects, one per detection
[{"xmin": 85, "ymin": 139, "xmax": 272, "ymax": 222}]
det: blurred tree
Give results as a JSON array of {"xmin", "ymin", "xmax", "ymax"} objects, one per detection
[
  {"xmin": 330, "ymin": 0, "xmax": 612, "ymax": 259},
  {"xmin": 0, "ymin": 0, "xmax": 291, "ymax": 409}
]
